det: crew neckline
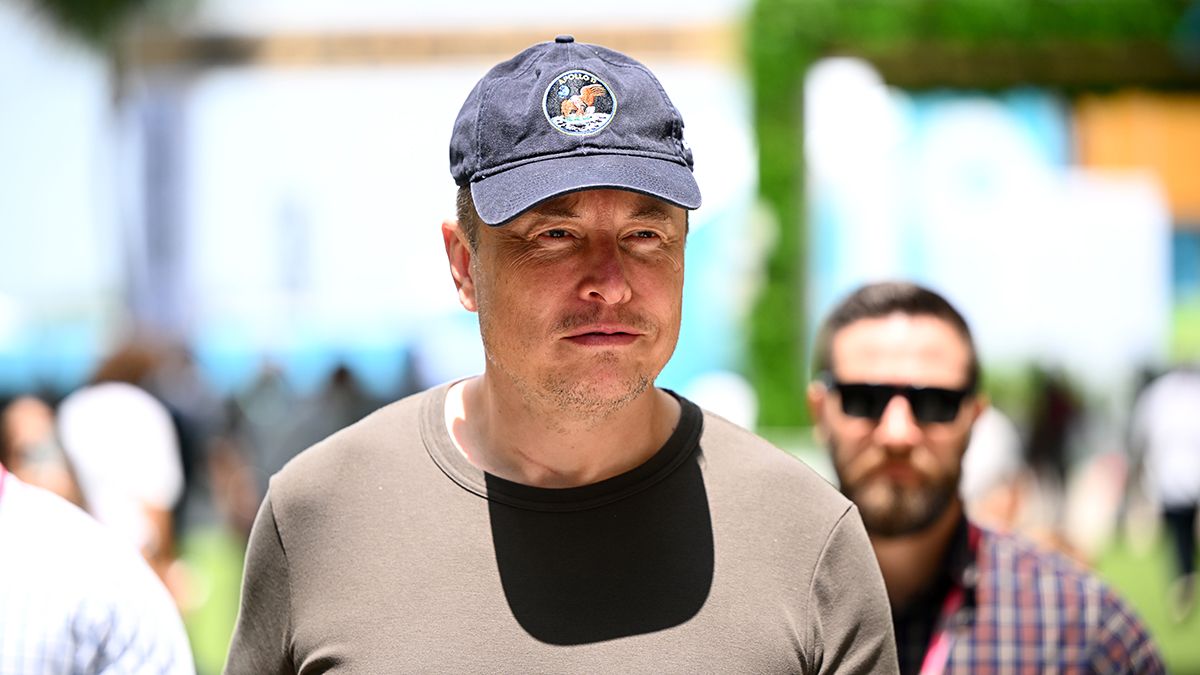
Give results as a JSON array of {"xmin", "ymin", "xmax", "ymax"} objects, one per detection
[{"xmin": 420, "ymin": 382, "xmax": 703, "ymax": 513}]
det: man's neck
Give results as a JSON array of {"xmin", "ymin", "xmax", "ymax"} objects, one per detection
[
  {"xmin": 444, "ymin": 375, "xmax": 681, "ymax": 488},
  {"xmin": 870, "ymin": 499, "xmax": 964, "ymax": 610}
]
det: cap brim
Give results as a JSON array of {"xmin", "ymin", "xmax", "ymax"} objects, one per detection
[{"xmin": 470, "ymin": 154, "xmax": 701, "ymax": 226}]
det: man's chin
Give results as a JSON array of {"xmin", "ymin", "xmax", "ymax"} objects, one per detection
[
  {"xmin": 852, "ymin": 483, "xmax": 955, "ymax": 538},
  {"xmin": 536, "ymin": 372, "xmax": 653, "ymax": 418}
]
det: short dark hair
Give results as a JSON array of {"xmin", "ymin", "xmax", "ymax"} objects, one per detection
[
  {"xmin": 812, "ymin": 281, "xmax": 980, "ymax": 391},
  {"xmin": 456, "ymin": 185, "xmax": 482, "ymax": 251}
]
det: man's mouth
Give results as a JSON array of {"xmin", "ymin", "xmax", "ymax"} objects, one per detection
[
  {"xmin": 871, "ymin": 460, "xmax": 923, "ymax": 484},
  {"xmin": 563, "ymin": 325, "xmax": 643, "ymax": 346}
]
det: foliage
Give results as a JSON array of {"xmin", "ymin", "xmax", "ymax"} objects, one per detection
[
  {"xmin": 1170, "ymin": 298, "xmax": 1200, "ymax": 361},
  {"xmin": 746, "ymin": 0, "xmax": 1199, "ymax": 428},
  {"xmin": 21, "ymin": 0, "xmax": 165, "ymax": 49}
]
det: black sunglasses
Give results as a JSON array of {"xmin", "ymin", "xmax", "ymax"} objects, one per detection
[{"xmin": 823, "ymin": 376, "xmax": 973, "ymax": 424}]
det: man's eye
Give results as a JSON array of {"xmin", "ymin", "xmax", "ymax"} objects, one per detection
[
  {"xmin": 541, "ymin": 229, "xmax": 569, "ymax": 239},
  {"xmin": 631, "ymin": 231, "xmax": 659, "ymax": 239}
]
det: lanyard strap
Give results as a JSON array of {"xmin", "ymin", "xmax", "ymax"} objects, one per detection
[
  {"xmin": 918, "ymin": 523, "xmax": 981, "ymax": 675},
  {"xmin": 918, "ymin": 585, "xmax": 965, "ymax": 675}
]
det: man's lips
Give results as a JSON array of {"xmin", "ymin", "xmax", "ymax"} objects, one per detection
[
  {"xmin": 562, "ymin": 325, "xmax": 643, "ymax": 346},
  {"xmin": 867, "ymin": 460, "xmax": 924, "ymax": 484}
]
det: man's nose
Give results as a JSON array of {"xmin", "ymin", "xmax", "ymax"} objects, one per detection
[
  {"xmin": 578, "ymin": 239, "xmax": 632, "ymax": 305},
  {"xmin": 874, "ymin": 395, "xmax": 922, "ymax": 452}
]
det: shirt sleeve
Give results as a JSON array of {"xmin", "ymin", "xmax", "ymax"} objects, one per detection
[
  {"xmin": 808, "ymin": 504, "xmax": 900, "ymax": 674},
  {"xmin": 225, "ymin": 490, "xmax": 295, "ymax": 675},
  {"xmin": 1089, "ymin": 586, "xmax": 1166, "ymax": 675}
]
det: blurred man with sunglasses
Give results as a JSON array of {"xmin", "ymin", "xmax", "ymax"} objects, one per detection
[{"xmin": 808, "ymin": 281, "xmax": 1164, "ymax": 675}]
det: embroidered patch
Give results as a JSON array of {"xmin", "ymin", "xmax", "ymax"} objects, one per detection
[{"xmin": 543, "ymin": 70, "xmax": 616, "ymax": 136}]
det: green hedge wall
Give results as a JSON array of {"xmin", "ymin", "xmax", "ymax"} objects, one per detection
[{"xmin": 746, "ymin": 0, "xmax": 1197, "ymax": 428}]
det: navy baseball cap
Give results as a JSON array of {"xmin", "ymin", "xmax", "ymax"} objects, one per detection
[{"xmin": 449, "ymin": 35, "xmax": 702, "ymax": 226}]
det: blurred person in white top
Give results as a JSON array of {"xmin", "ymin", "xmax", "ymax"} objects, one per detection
[
  {"xmin": 57, "ymin": 381, "xmax": 185, "ymax": 589},
  {"xmin": 0, "ymin": 461, "xmax": 194, "ymax": 674},
  {"xmin": 958, "ymin": 406, "xmax": 1026, "ymax": 532},
  {"xmin": 1130, "ymin": 365, "xmax": 1200, "ymax": 619}
]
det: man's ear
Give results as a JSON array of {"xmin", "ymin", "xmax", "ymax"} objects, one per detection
[
  {"xmin": 442, "ymin": 219, "xmax": 478, "ymax": 312},
  {"xmin": 967, "ymin": 392, "xmax": 990, "ymax": 426},
  {"xmin": 807, "ymin": 381, "xmax": 829, "ymax": 444}
]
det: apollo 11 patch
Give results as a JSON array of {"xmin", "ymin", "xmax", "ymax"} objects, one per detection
[{"xmin": 543, "ymin": 69, "xmax": 617, "ymax": 136}]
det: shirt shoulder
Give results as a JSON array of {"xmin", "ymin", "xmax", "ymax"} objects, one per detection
[
  {"xmin": 693, "ymin": 407, "xmax": 896, "ymax": 674},
  {"xmin": 980, "ymin": 528, "xmax": 1115, "ymax": 596},
  {"xmin": 697, "ymin": 407, "xmax": 852, "ymax": 522},
  {"xmin": 270, "ymin": 387, "xmax": 435, "ymax": 497},
  {"xmin": 974, "ymin": 528, "xmax": 1164, "ymax": 673}
]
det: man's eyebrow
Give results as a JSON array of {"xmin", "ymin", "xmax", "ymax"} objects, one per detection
[
  {"xmin": 520, "ymin": 195, "xmax": 676, "ymax": 225},
  {"xmin": 526, "ymin": 203, "xmax": 579, "ymax": 220},
  {"xmin": 629, "ymin": 203, "xmax": 674, "ymax": 221}
]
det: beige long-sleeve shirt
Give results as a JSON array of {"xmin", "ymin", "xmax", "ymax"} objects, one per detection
[{"xmin": 226, "ymin": 384, "xmax": 897, "ymax": 674}]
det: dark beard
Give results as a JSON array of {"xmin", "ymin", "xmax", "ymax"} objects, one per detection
[
  {"xmin": 830, "ymin": 434, "xmax": 965, "ymax": 538},
  {"xmin": 847, "ymin": 478, "xmax": 958, "ymax": 537}
]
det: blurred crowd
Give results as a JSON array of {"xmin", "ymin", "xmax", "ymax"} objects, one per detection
[
  {"xmin": 0, "ymin": 337, "xmax": 417, "ymax": 673},
  {"xmin": 2, "ymin": 335, "xmax": 1198, "ymax": 672},
  {"xmin": 959, "ymin": 363, "xmax": 1200, "ymax": 621}
]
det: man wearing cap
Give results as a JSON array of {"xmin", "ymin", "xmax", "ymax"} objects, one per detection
[
  {"xmin": 226, "ymin": 37, "xmax": 896, "ymax": 674},
  {"xmin": 807, "ymin": 281, "xmax": 1164, "ymax": 674}
]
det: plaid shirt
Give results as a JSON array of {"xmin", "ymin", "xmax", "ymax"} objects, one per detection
[{"xmin": 894, "ymin": 517, "xmax": 1164, "ymax": 675}]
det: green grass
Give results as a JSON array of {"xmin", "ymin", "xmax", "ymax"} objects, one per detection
[
  {"xmin": 1094, "ymin": 534, "xmax": 1200, "ymax": 674},
  {"xmin": 179, "ymin": 527, "xmax": 247, "ymax": 675}
]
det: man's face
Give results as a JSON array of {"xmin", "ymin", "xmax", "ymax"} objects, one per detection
[
  {"xmin": 807, "ymin": 314, "xmax": 985, "ymax": 538},
  {"xmin": 443, "ymin": 189, "xmax": 686, "ymax": 418}
]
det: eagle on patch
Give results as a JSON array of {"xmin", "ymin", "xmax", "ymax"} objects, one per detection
[{"xmin": 561, "ymin": 84, "xmax": 608, "ymax": 119}]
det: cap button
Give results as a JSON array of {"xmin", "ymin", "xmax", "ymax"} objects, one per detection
[{"xmin": 555, "ymin": 35, "xmax": 575, "ymax": 44}]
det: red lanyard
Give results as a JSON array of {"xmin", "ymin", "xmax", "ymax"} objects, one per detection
[{"xmin": 918, "ymin": 524, "xmax": 981, "ymax": 675}]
